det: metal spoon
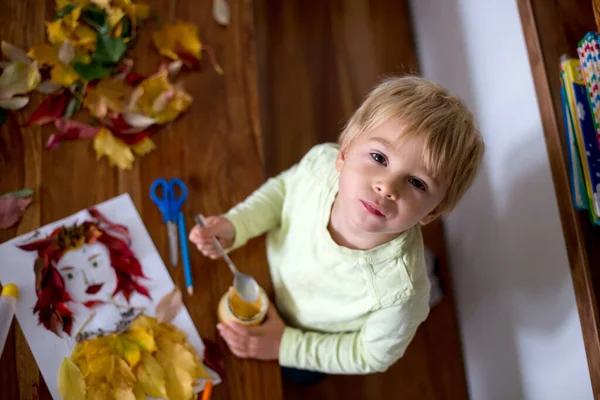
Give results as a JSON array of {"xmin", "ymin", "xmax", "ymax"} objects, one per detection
[{"xmin": 194, "ymin": 215, "xmax": 260, "ymax": 303}]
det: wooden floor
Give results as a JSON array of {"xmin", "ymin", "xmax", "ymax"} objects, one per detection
[{"xmin": 254, "ymin": 1, "xmax": 470, "ymax": 399}]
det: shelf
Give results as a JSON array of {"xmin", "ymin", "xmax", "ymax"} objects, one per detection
[{"xmin": 517, "ymin": 0, "xmax": 600, "ymax": 395}]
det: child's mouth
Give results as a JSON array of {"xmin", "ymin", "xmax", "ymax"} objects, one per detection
[{"xmin": 361, "ymin": 201, "xmax": 385, "ymax": 217}]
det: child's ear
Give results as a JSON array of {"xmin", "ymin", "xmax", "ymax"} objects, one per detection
[
  {"xmin": 335, "ymin": 147, "xmax": 347, "ymax": 172},
  {"xmin": 419, "ymin": 209, "xmax": 440, "ymax": 226}
]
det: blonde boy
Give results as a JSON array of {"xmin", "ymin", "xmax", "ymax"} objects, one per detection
[{"xmin": 189, "ymin": 76, "xmax": 484, "ymax": 378}]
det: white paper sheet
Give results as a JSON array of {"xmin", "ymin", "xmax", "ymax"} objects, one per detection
[{"xmin": 0, "ymin": 193, "xmax": 219, "ymax": 400}]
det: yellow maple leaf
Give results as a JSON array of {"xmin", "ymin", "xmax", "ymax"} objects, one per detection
[
  {"xmin": 156, "ymin": 340, "xmax": 196, "ymax": 400},
  {"xmin": 58, "ymin": 357, "xmax": 87, "ymax": 400},
  {"xmin": 63, "ymin": 7, "xmax": 82, "ymax": 30},
  {"xmin": 72, "ymin": 25, "xmax": 97, "ymax": 52},
  {"xmin": 84, "ymin": 78, "xmax": 130, "ymax": 118},
  {"xmin": 28, "ymin": 43, "xmax": 60, "ymax": 65},
  {"xmin": 46, "ymin": 20, "xmax": 70, "ymax": 45},
  {"xmin": 132, "ymin": 71, "xmax": 192, "ymax": 124},
  {"xmin": 152, "ymin": 21, "xmax": 202, "ymax": 61},
  {"xmin": 51, "ymin": 63, "xmax": 80, "ymax": 86},
  {"xmin": 93, "ymin": 128, "xmax": 135, "ymax": 170},
  {"xmin": 132, "ymin": 383, "xmax": 146, "ymax": 400},
  {"xmin": 131, "ymin": 137, "xmax": 156, "ymax": 156},
  {"xmin": 135, "ymin": 352, "xmax": 167, "ymax": 398},
  {"xmin": 114, "ymin": 325, "xmax": 157, "ymax": 367},
  {"xmin": 106, "ymin": 6, "xmax": 125, "ymax": 28}
]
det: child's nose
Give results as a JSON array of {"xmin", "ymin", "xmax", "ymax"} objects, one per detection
[{"xmin": 373, "ymin": 181, "xmax": 398, "ymax": 201}]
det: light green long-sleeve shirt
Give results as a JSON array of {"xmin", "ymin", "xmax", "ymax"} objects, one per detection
[{"xmin": 224, "ymin": 143, "xmax": 430, "ymax": 374}]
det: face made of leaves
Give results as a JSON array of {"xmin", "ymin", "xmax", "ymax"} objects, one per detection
[{"xmin": 62, "ymin": 315, "xmax": 214, "ymax": 400}]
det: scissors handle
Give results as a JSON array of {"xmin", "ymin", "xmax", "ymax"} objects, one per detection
[{"xmin": 150, "ymin": 178, "xmax": 188, "ymax": 222}]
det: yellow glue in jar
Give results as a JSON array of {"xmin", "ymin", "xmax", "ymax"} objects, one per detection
[{"xmin": 217, "ymin": 286, "xmax": 268, "ymax": 327}]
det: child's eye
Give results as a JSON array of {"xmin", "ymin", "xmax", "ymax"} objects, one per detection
[
  {"xmin": 370, "ymin": 153, "xmax": 387, "ymax": 166},
  {"xmin": 409, "ymin": 177, "xmax": 427, "ymax": 191}
]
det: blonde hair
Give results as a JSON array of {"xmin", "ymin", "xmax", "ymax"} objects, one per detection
[{"xmin": 339, "ymin": 76, "xmax": 484, "ymax": 213}]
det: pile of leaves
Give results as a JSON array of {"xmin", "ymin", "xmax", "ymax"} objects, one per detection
[
  {"xmin": 17, "ymin": 207, "xmax": 149, "ymax": 336},
  {"xmin": 0, "ymin": 0, "xmax": 222, "ymax": 169},
  {"xmin": 58, "ymin": 314, "xmax": 216, "ymax": 400}
]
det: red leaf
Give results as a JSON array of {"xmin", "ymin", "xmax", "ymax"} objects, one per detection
[
  {"xmin": 176, "ymin": 51, "xmax": 201, "ymax": 70},
  {"xmin": 89, "ymin": 208, "xmax": 130, "ymax": 242},
  {"xmin": 25, "ymin": 91, "xmax": 70, "ymax": 126},
  {"xmin": 55, "ymin": 301, "xmax": 72, "ymax": 317},
  {"xmin": 82, "ymin": 299, "xmax": 106, "ymax": 308},
  {"xmin": 46, "ymin": 119, "xmax": 101, "ymax": 150},
  {"xmin": 85, "ymin": 283, "xmax": 103, "ymax": 294},
  {"xmin": 0, "ymin": 196, "xmax": 33, "ymax": 229},
  {"xmin": 18, "ymin": 236, "xmax": 57, "ymax": 252},
  {"xmin": 126, "ymin": 72, "xmax": 146, "ymax": 86},
  {"xmin": 62, "ymin": 315, "xmax": 73, "ymax": 335},
  {"xmin": 203, "ymin": 339, "xmax": 226, "ymax": 377},
  {"xmin": 113, "ymin": 271, "xmax": 149, "ymax": 302}
]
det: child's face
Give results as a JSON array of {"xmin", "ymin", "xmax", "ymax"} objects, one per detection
[{"xmin": 335, "ymin": 119, "xmax": 447, "ymax": 236}]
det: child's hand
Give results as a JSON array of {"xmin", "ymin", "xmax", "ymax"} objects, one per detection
[
  {"xmin": 217, "ymin": 302, "xmax": 285, "ymax": 361},
  {"xmin": 188, "ymin": 215, "xmax": 235, "ymax": 259}
]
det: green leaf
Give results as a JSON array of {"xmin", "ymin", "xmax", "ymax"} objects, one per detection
[
  {"xmin": 0, "ymin": 108, "xmax": 6, "ymax": 127},
  {"xmin": 54, "ymin": 3, "xmax": 77, "ymax": 21},
  {"xmin": 63, "ymin": 89, "xmax": 82, "ymax": 119},
  {"xmin": 120, "ymin": 16, "xmax": 132, "ymax": 39},
  {"xmin": 0, "ymin": 188, "xmax": 34, "ymax": 199},
  {"xmin": 82, "ymin": 5, "xmax": 109, "ymax": 34},
  {"xmin": 92, "ymin": 34, "xmax": 126, "ymax": 64},
  {"xmin": 72, "ymin": 62, "xmax": 112, "ymax": 81}
]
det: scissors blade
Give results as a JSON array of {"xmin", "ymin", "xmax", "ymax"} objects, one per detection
[{"xmin": 167, "ymin": 221, "xmax": 178, "ymax": 266}]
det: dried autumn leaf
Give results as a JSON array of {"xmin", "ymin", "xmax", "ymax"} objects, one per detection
[
  {"xmin": 2, "ymin": 41, "xmax": 31, "ymax": 63},
  {"xmin": 152, "ymin": 21, "xmax": 201, "ymax": 61},
  {"xmin": 0, "ymin": 195, "xmax": 33, "ymax": 229},
  {"xmin": 156, "ymin": 340, "xmax": 196, "ymax": 400},
  {"xmin": 212, "ymin": 0, "xmax": 230, "ymax": 27},
  {"xmin": 82, "ymin": 299, "xmax": 106, "ymax": 309},
  {"xmin": 47, "ymin": 119, "xmax": 101, "ymax": 150},
  {"xmin": 58, "ymin": 357, "xmax": 86, "ymax": 400},
  {"xmin": 131, "ymin": 137, "xmax": 155, "ymax": 157},
  {"xmin": 0, "ymin": 61, "xmax": 41, "ymax": 99},
  {"xmin": 84, "ymin": 77, "xmax": 130, "ymax": 118},
  {"xmin": 93, "ymin": 128, "xmax": 135, "ymax": 170},
  {"xmin": 114, "ymin": 325, "xmax": 157, "ymax": 367},
  {"xmin": 0, "ymin": 96, "xmax": 29, "ymax": 110},
  {"xmin": 135, "ymin": 352, "xmax": 167, "ymax": 398},
  {"xmin": 85, "ymin": 283, "xmax": 104, "ymax": 294},
  {"xmin": 130, "ymin": 70, "xmax": 192, "ymax": 124},
  {"xmin": 46, "ymin": 20, "xmax": 70, "ymax": 45},
  {"xmin": 155, "ymin": 288, "xmax": 183, "ymax": 323},
  {"xmin": 25, "ymin": 90, "xmax": 70, "ymax": 126},
  {"xmin": 36, "ymin": 80, "xmax": 63, "ymax": 94}
]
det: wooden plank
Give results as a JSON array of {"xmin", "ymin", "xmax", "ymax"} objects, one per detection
[
  {"xmin": 0, "ymin": 0, "xmax": 282, "ymax": 399},
  {"xmin": 516, "ymin": 0, "xmax": 600, "ymax": 395}
]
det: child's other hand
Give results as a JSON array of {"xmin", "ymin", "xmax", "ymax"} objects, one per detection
[
  {"xmin": 188, "ymin": 215, "xmax": 235, "ymax": 259},
  {"xmin": 217, "ymin": 302, "xmax": 285, "ymax": 361}
]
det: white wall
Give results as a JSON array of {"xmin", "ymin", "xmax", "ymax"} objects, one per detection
[{"xmin": 409, "ymin": 1, "xmax": 593, "ymax": 399}]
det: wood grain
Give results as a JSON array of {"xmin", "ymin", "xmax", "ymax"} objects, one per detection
[
  {"xmin": 516, "ymin": 0, "xmax": 600, "ymax": 396},
  {"xmin": 0, "ymin": 1, "xmax": 283, "ymax": 399},
  {"xmin": 254, "ymin": 0, "xmax": 469, "ymax": 398}
]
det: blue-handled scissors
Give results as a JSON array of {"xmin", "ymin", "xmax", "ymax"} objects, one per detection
[{"xmin": 150, "ymin": 178, "xmax": 188, "ymax": 266}]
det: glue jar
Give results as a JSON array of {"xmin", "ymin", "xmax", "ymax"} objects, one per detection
[
  {"xmin": 0, "ymin": 283, "xmax": 18, "ymax": 359},
  {"xmin": 217, "ymin": 286, "xmax": 268, "ymax": 327}
]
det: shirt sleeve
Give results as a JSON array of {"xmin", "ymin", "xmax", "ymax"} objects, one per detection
[
  {"xmin": 224, "ymin": 165, "xmax": 296, "ymax": 251},
  {"xmin": 278, "ymin": 290, "xmax": 430, "ymax": 374}
]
